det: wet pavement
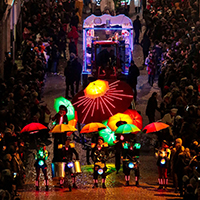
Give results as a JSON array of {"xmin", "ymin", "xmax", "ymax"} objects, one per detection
[{"xmin": 19, "ymin": 8, "xmax": 182, "ymax": 200}]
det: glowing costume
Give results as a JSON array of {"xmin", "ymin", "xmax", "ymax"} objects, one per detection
[
  {"xmin": 91, "ymin": 137, "xmax": 108, "ymax": 188},
  {"xmin": 60, "ymin": 139, "xmax": 79, "ymax": 191},
  {"xmin": 122, "ymin": 141, "xmax": 140, "ymax": 186},
  {"xmin": 35, "ymin": 144, "xmax": 49, "ymax": 191},
  {"xmin": 155, "ymin": 140, "xmax": 171, "ymax": 189}
]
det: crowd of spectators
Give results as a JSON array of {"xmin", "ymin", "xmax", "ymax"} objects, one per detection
[
  {"xmin": 0, "ymin": 0, "xmax": 83, "ymax": 198},
  {"xmin": 143, "ymin": 0, "xmax": 200, "ymax": 198}
]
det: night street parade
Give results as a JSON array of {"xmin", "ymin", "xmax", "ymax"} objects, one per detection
[{"xmin": 1, "ymin": 0, "xmax": 200, "ymax": 199}]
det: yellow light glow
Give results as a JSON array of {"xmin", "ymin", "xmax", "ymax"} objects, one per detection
[{"xmin": 84, "ymin": 80, "xmax": 109, "ymax": 99}]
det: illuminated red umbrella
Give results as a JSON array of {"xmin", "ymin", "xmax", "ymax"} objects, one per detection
[
  {"xmin": 72, "ymin": 80, "xmax": 134, "ymax": 124},
  {"xmin": 143, "ymin": 122, "xmax": 169, "ymax": 134},
  {"xmin": 20, "ymin": 123, "xmax": 47, "ymax": 134},
  {"xmin": 124, "ymin": 109, "xmax": 143, "ymax": 130}
]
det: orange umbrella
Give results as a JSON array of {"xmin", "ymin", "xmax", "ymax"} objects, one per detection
[
  {"xmin": 124, "ymin": 109, "xmax": 143, "ymax": 130},
  {"xmin": 80, "ymin": 122, "xmax": 106, "ymax": 133},
  {"xmin": 143, "ymin": 122, "xmax": 169, "ymax": 134},
  {"xmin": 49, "ymin": 124, "xmax": 77, "ymax": 133},
  {"xmin": 20, "ymin": 123, "xmax": 47, "ymax": 134},
  {"xmin": 107, "ymin": 113, "xmax": 133, "ymax": 131}
]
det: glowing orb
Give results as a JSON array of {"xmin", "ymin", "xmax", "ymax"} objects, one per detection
[
  {"xmin": 160, "ymin": 158, "xmax": 166, "ymax": 165},
  {"xmin": 67, "ymin": 162, "xmax": 74, "ymax": 168},
  {"xmin": 128, "ymin": 162, "xmax": 134, "ymax": 169},
  {"xmin": 98, "ymin": 168, "xmax": 104, "ymax": 175},
  {"xmin": 38, "ymin": 160, "xmax": 44, "ymax": 166}
]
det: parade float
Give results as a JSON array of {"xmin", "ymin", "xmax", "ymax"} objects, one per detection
[{"xmin": 82, "ymin": 14, "xmax": 133, "ymax": 80}]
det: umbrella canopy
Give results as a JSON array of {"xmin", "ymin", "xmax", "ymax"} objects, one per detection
[
  {"xmin": 20, "ymin": 123, "xmax": 47, "ymax": 133},
  {"xmin": 143, "ymin": 122, "xmax": 169, "ymax": 134},
  {"xmin": 80, "ymin": 122, "xmax": 106, "ymax": 134},
  {"xmin": 99, "ymin": 120, "xmax": 116, "ymax": 146},
  {"xmin": 50, "ymin": 124, "xmax": 77, "ymax": 133},
  {"xmin": 84, "ymin": 80, "xmax": 109, "ymax": 99},
  {"xmin": 124, "ymin": 109, "xmax": 143, "ymax": 130},
  {"xmin": 54, "ymin": 96, "xmax": 75, "ymax": 121},
  {"xmin": 72, "ymin": 80, "xmax": 134, "ymax": 124},
  {"xmin": 107, "ymin": 113, "xmax": 133, "ymax": 131},
  {"xmin": 115, "ymin": 124, "xmax": 141, "ymax": 134}
]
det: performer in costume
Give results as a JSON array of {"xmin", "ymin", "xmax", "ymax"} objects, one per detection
[
  {"xmin": 52, "ymin": 105, "xmax": 68, "ymax": 162},
  {"xmin": 122, "ymin": 139, "xmax": 140, "ymax": 186},
  {"xmin": 60, "ymin": 138, "xmax": 79, "ymax": 191},
  {"xmin": 35, "ymin": 143, "xmax": 49, "ymax": 191},
  {"xmin": 155, "ymin": 140, "xmax": 171, "ymax": 189},
  {"xmin": 91, "ymin": 136, "xmax": 108, "ymax": 188},
  {"xmin": 52, "ymin": 105, "xmax": 68, "ymax": 125}
]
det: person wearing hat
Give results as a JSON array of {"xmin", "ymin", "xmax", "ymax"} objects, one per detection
[
  {"xmin": 121, "ymin": 138, "xmax": 140, "ymax": 186},
  {"xmin": 155, "ymin": 140, "xmax": 171, "ymax": 189},
  {"xmin": 162, "ymin": 108, "xmax": 178, "ymax": 136},
  {"xmin": 60, "ymin": 138, "xmax": 79, "ymax": 190},
  {"xmin": 91, "ymin": 136, "xmax": 109, "ymax": 188},
  {"xmin": 34, "ymin": 143, "xmax": 49, "ymax": 191}
]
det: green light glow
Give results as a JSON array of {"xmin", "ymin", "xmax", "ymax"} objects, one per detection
[
  {"xmin": 99, "ymin": 120, "xmax": 116, "ymax": 146},
  {"xmin": 54, "ymin": 96, "xmax": 75, "ymax": 121},
  {"xmin": 123, "ymin": 143, "xmax": 130, "ymax": 149},
  {"xmin": 134, "ymin": 143, "xmax": 141, "ymax": 149}
]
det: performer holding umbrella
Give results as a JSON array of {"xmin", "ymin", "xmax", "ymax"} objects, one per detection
[
  {"xmin": 122, "ymin": 137, "xmax": 140, "ymax": 186},
  {"xmin": 60, "ymin": 138, "xmax": 79, "ymax": 190},
  {"xmin": 91, "ymin": 136, "xmax": 109, "ymax": 188},
  {"xmin": 34, "ymin": 143, "xmax": 49, "ymax": 191},
  {"xmin": 155, "ymin": 140, "xmax": 171, "ymax": 189}
]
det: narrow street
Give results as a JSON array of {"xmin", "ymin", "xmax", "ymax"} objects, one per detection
[{"xmin": 19, "ymin": 8, "xmax": 182, "ymax": 200}]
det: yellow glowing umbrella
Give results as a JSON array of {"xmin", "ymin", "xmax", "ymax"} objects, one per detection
[
  {"xmin": 107, "ymin": 113, "xmax": 133, "ymax": 131},
  {"xmin": 84, "ymin": 80, "xmax": 109, "ymax": 99},
  {"xmin": 50, "ymin": 124, "xmax": 77, "ymax": 133},
  {"xmin": 80, "ymin": 122, "xmax": 106, "ymax": 133}
]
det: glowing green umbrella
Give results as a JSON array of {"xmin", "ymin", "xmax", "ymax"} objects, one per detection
[
  {"xmin": 99, "ymin": 120, "xmax": 116, "ymax": 146},
  {"xmin": 115, "ymin": 124, "xmax": 141, "ymax": 134},
  {"xmin": 54, "ymin": 96, "xmax": 75, "ymax": 121}
]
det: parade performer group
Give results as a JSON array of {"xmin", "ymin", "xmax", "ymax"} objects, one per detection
[{"xmin": 34, "ymin": 104, "xmax": 143, "ymax": 191}]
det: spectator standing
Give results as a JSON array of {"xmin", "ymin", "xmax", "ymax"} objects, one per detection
[
  {"xmin": 141, "ymin": 31, "xmax": 151, "ymax": 65},
  {"xmin": 127, "ymin": 60, "xmax": 140, "ymax": 103},
  {"xmin": 146, "ymin": 92, "xmax": 160, "ymax": 123},
  {"xmin": 64, "ymin": 54, "xmax": 76, "ymax": 99},
  {"xmin": 133, "ymin": 15, "xmax": 141, "ymax": 45}
]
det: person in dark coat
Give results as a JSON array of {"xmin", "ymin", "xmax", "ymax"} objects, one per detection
[
  {"xmin": 133, "ymin": 15, "xmax": 141, "ymax": 45},
  {"xmin": 69, "ymin": 38, "xmax": 77, "ymax": 55},
  {"xmin": 146, "ymin": 92, "xmax": 160, "ymax": 123},
  {"xmin": 64, "ymin": 53, "xmax": 76, "ymax": 99},
  {"xmin": 73, "ymin": 57, "xmax": 82, "ymax": 94},
  {"xmin": 141, "ymin": 31, "xmax": 151, "ymax": 64},
  {"xmin": 4, "ymin": 52, "xmax": 13, "ymax": 80},
  {"xmin": 127, "ymin": 60, "xmax": 140, "ymax": 102}
]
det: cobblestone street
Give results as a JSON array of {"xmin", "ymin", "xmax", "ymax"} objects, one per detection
[{"xmin": 19, "ymin": 8, "xmax": 182, "ymax": 200}]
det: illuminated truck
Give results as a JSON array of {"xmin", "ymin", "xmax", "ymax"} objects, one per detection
[{"xmin": 83, "ymin": 14, "xmax": 133, "ymax": 80}]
